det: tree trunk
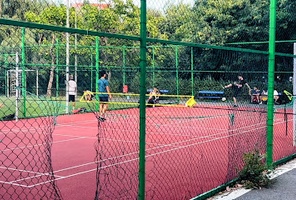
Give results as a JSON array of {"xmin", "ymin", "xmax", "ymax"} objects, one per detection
[
  {"xmin": 0, "ymin": 1, "xmax": 2, "ymax": 17},
  {"xmin": 46, "ymin": 33, "xmax": 56, "ymax": 97},
  {"xmin": 46, "ymin": 63, "xmax": 55, "ymax": 97},
  {"xmin": 107, "ymin": 71, "xmax": 111, "ymax": 82}
]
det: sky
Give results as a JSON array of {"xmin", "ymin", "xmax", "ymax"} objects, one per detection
[
  {"xmin": 53, "ymin": 0, "xmax": 195, "ymax": 10},
  {"xmin": 135, "ymin": 0, "xmax": 195, "ymax": 10}
]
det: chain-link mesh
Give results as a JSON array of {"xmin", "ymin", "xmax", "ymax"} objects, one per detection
[
  {"xmin": 1, "ymin": 0, "xmax": 296, "ymax": 199},
  {"xmin": 0, "ymin": 91, "xmax": 62, "ymax": 199}
]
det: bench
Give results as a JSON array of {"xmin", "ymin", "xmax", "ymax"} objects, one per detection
[
  {"xmin": 147, "ymin": 89, "xmax": 169, "ymax": 94},
  {"xmin": 198, "ymin": 90, "xmax": 224, "ymax": 99}
]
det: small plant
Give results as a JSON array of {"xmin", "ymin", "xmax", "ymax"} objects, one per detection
[{"xmin": 238, "ymin": 149, "xmax": 272, "ymax": 189}]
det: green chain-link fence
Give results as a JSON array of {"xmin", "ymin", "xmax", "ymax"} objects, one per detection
[{"xmin": 1, "ymin": 0, "xmax": 296, "ymax": 199}]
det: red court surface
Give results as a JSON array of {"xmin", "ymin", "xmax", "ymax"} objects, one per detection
[
  {"xmin": 52, "ymin": 107, "xmax": 233, "ymax": 199},
  {"xmin": 1, "ymin": 104, "xmax": 296, "ymax": 199}
]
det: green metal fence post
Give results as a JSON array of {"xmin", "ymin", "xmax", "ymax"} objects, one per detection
[
  {"xmin": 95, "ymin": 37, "xmax": 100, "ymax": 110},
  {"xmin": 21, "ymin": 27, "xmax": 26, "ymax": 117},
  {"xmin": 55, "ymin": 38, "xmax": 59, "ymax": 97},
  {"xmin": 91, "ymin": 46, "xmax": 94, "ymax": 91},
  {"xmin": 4, "ymin": 54, "xmax": 8, "ymax": 97},
  {"xmin": 152, "ymin": 46, "xmax": 155, "ymax": 86},
  {"xmin": 175, "ymin": 46, "xmax": 179, "ymax": 96},
  {"xmin": 191, "ymin": 47, "xmax": 194, "ymax": 96},
  {"xmin": 123, "ymin": 45, "xmax": 126, "ymax": 87},
  {"xmin": 266, "ymin": 0, "xmax": 277, "ymax": 169},
  {"xmin": 139, "ymin": 0, "xmax": 147, "ymax": 199}
]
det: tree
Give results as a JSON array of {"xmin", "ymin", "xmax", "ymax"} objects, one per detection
[
  {"xmin": 25, "ymin": 5, "xmax": 67, "ymax": 96},
  {"xmin": 1, "ymin": 0, "xmax": 44, "ymax": 20},
  {"xmin": 159, "ymin": 3, "xmax": 193, "ymax": 41}
]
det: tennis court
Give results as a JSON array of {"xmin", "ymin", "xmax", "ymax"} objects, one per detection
[{"xmin": 2, "ymin": 101, "xmax": 288, "ymax": 199}]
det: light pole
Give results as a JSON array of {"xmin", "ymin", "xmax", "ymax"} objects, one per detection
[{"xmin": 75, "ymin": 6, "xmax": 77, "ymax": 84}]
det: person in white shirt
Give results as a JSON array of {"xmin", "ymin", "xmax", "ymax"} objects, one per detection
[{"xmin": 68, "ymin": 75, "xmax": 77, "ymax": 109}]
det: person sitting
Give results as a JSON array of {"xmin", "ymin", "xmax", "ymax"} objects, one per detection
[
  {"xmin": 259, "ymin": 89, "xmax": 268, "ymax": 104},
  {"xmin": 83, "ymin": 90, "xmax": 94, "ymax": 101},
  {"xmin": 250, "ymin": 86, "xmax": 261, "ymax": 104},
  {"xmin": 273, "ymin": 90, "xmax": 281, "ymax": 105},
  {"xmin": 258, "ymin": 89, "xmax": 281, "ymax": 105},
  {"xmin": 147, "ymin": 87, "xmax": 160, "ymax": 107}
]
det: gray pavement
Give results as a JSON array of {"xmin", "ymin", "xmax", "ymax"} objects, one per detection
[{"xmin": 211, "ymin": 159, "xmax": 296, "ymax": 200}]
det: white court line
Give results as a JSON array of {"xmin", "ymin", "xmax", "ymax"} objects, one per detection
[
  {"xmin": 148, "ymin": 121, "xmax": 266, "ymax": 141},
  {"xmin": 0, "ymin": 125, "xmax": 270, "ymax": 188},
  {"xmin": 0, "ymin": 177, "xmax": 65, "ymax": 188},
  {"xmin": 1, "ymin": 112, "xmax": 288, "ymax": 187},
  {"xmin": 91, "ymin": 121, "xmax": 267, "ymax": 155},
  {"xmin": 70, "ymin": 124, "xmax": 267, "ymax": 172},
  {"xmin": 52, "ymin": 124, "xmax": 267, "ymax": 178},
  {"xmin": 2, "ymin": 115, "xmax": 269, "ymax": 157},
  {"xmin": 0, "ymin": 125, "xmax": 50, "ymax": 136},
  {"xmin": 53, "ymin": 156, "xmax": 140, "ymax": 182},
  {"xmin": 0, "ymin": 115, "xmax": 279, "ymax": 154},
  {"xmin": 1, "ymin": 115, "xmax": 284, "ymax": 188},
  {"xmin": 0, "ymin": 166, "xmax": 64, "ymax": 188},
  {"xmin": 0, "ymin": 166, "xmax": 63, "ymax": 178},
  {"xmin": 1, "ymin": 137, "xmax": 88, "ymax": 153},
  {"xmin": 8, "ymin": 130, "xmax": 233, "ymax": 183},
  {"xmin": 0, "ymin": 180, "xmax": 31, "ymax": 188}
]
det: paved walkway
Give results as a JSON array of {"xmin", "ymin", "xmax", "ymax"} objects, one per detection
[{"xmin": 211, "ymin": 159, "xmax": 296, "ymax": 200}]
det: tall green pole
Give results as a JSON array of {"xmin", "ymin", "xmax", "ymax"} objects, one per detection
[
  {"xmin": 56, "ymin": 38, "xmax": 59, "ymax": 97},
  {"xmin": 95, "ymin": 37, "xmax": 100, "ymax": 110},
  {"xmin": 266, "ymin": 0, "xmax": 277, "ymax": 168},
  {"xmin": 4, "ymin": 54, "xmax": 8, "ymax": 97},
  {"xmin": 91, "ymin": 47, "xmax": 94, "ymax": 91},
  {"xmin": 191, "ymin": 47, "xmax": 194, "ymax": 96},
  {"xmin": 175, "ymin": 46, "xmax": 179, "ymax": 96},
  {"xmin": 152, "ymin": 46, "xmax": 155, "ymax": 86},
  {"xmin": 139, "ymin": 0, "xmax": 147, "ymax": 199},
  {"xmin": 21, "ymin": 27, "xmax": 26, "ymax": 117},
  {"xmin": 123, "ymin": 45, "xmax": 126, "ymax": 86}
]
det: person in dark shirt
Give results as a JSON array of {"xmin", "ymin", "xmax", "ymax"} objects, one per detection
[{"xmin": 223, "ymin": 75, "xmax": 251, "ymax": 107}]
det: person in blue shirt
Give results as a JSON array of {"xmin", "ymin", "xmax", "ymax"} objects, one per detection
[{"xmin": 98, "ymin": 70, "xmax": 112, "ymax": 121}]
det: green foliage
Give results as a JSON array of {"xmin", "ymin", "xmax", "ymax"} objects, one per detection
[
  {"xmin": 239, "ymin": 149, "xmax": 272, "ymax": 189},
  {"xmin": 186, "ymin": 0, "xmax": 270, "ymax": 45},
  {"xmin": 159, "ymin": 3, "xmax": 192, "ymax": 41}
]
